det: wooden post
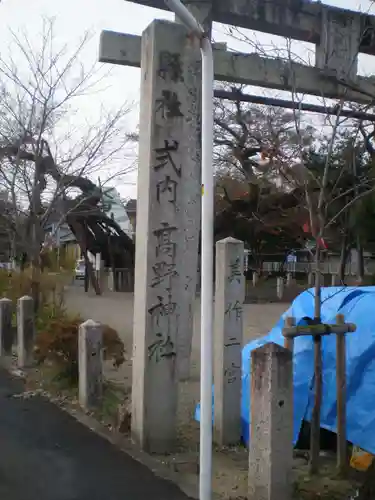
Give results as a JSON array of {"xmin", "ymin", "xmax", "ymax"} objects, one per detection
[
  {"xmin": 284, "ymin": 317, "xmax": 295, "ymax": 352},
  {"xmin": 311, "ymin": 265, "xmax": 322, "ymax": 476},
  {"xmin": 282, "ymin": 317, "xmax": 356, "ymax": 476},
  {"xmin": 310, "ymin": 333, "xmax": 322, "ymax": 474},
  {"xmin": 336, "ymin": 313, "xmax": 347, "ymax": 476},
  {"xmin": 308, "ymin": 272, "xmax": 314, "ymax": 287}
]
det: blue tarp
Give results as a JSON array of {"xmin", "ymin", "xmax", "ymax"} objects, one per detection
[{"xmin": 195, "ymin": 286, "xmax": 375, "ymax": 453}]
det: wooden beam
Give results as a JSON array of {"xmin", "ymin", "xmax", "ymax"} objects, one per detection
[
  {"xmin": 282, "ymin": 322, "xmax": 356, "ymax": 338},
  {"xmin": 124, "ymin": 0, "xmax": 375, "ymax": 56},
  {"xmin": 99, "ymin": 30, "xmax": 375, "ymax": 103}
]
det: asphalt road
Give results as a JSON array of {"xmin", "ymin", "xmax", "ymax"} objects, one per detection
[{"xmin": 0, "ymin": 369, "xmax": 192, "ymax": 500}]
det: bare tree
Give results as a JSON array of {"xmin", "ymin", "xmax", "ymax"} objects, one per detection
[
  {"xmin": 280, "ymin": 39, "xmax": 375, "ymax": 478},
  {"xmin": 223, "ymin": 17, "xmax": 375, "ymax": 481},
  {"xmin": 0, "ymin": 18, "xmax": 135, "ymax": 304},
  {"xmin": 214, "ymin": 85, "xmax": 315, "ymax": 182},
  {"xmin": 212, "ymin": 88, "xmax": 319, "ymax": 272}
]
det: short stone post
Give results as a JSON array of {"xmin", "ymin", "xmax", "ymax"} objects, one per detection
[
  {"xmin": 331, "ymin": 274, "xmax": 339, "ymax": 286},
  {"xmin": 286, "ymin": 272, "xmax": 292, "ymax": 286},
  {"xmin": 214, "ymin": 237, "xmax": 245, "ymax": 446},
  {"xmin": 94, "ymin": 253, "xmax": 102, "ymax": 284},
  {"xmin": 108, "ymin": 269, "xmax": 114, "ymax": 292},
  {"xmin": 0, "ymin": 298, "xmax": 13, "ymax": 357},
  {"xmin": 17, "ymin": 296, "xmax": 35, "ymax": 368},
  {"xmin": 252, "ymin": 271, "xmax": 258, "ymax": 286},
  {"xmin": 276, "ymin": 276, "xmax": 284, "ymax": 300},
  {"xmin": 78, "ymin": 319, "xmax": 103, "ymax": 409},
  {"xmin": 249, "ymin": 343, "xmax": 293, "ymax": 500}
]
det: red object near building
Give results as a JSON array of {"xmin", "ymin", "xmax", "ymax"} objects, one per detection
[{"xmin": 302, "ymin": 220, "xmax": 327, "ymax": 249}]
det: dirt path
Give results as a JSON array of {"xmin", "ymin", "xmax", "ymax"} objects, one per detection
[
  {"xmin": 65, "ymin": 285, "xmax": 286, "ymax": 382},
  {"xmin": 65, "ymin": 286, "xmax": 286, "ymax": 351},
  {"xmin": 64, "ymin": 286, "xmax": 288, "ymax": 499}
]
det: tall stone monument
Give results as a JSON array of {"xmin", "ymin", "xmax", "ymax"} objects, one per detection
[
  {"xmin": 131, "ymin": 19, "xmax": 199, "ymax": 453},
  {"xmin": 214, "ymin": 237, "xmax": 244, "ymax": 446}
]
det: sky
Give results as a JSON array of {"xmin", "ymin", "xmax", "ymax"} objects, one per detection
[{"xmin": 0, "ymin": 0, "xmax": 374, "ymax": 199}]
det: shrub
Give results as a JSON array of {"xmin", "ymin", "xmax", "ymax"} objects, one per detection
[
  {"xmin": 35, "ymin": 312, "xmax": 125, "ymax": 384},
  {"xmin": 0, "ymin": 268, "xmax": 70, "ymax": 310}
]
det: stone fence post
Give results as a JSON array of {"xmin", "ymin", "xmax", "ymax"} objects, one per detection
[
  {"xmin": 108, "ymin": 269, "xmax": 115, "ymax": 292},
  {"xmin": 248, "ymin": 343, "xmax": 293, "ymax": 500},
  {"xmin": 17, "ymin": 296, "xmax": 35, "ymax": 368},
  {"xmin": 276, "ymin": 277, "xmax": 284, "ymax": 300},
  {"xmin": 0, "ymin": 298, "xmax": 13, "ymax": 357},
  {"xmin": 78, "ymin": 319, "xmax": 103, "ymax": 409},
  {"xmin": 214, "ymin": 237, "xmax": 245, "ymax": 446},
  {"xmin": 331, "ymin": 274, "xmax": 339, "ymax": 286}
]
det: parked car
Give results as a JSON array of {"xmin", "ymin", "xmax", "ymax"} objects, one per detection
[{"xmin": 75, "ymin": 260, "xmax": 85, "ymax": 280}]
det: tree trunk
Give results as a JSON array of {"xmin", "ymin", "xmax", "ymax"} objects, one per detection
[
  {"xmin": 30, "ymin": 151, "xmax": 45, "ymax": 313},
  {"xmin": 357, "ymin": 235, "xmax": 365, "ymax": 283},
  {"xmin": 339, "ymin": 231, "xmax": 349, "ymax": 283},
  {"xmin": 108, "ymin": 235, "xmax": 117, "ymax": 292},
  {"xmin": 84, "ymin": 257, "xmax": 89, "ymax": 293},
  {"xmin": 70, "ymin": 220, "xmax": 101, "ymax": 295},
  {"xmin": 30, "ymin": 218, "xmax": 42, "ymax": 313},
  {"xmin": 83, "ymin": 251, "xmax": 98, "ymax": 293},
  {"xmin": 310, "ymin": 246, "xmax": 323, "ymax": 474}
]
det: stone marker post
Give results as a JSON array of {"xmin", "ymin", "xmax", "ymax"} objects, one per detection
[
  {"xmin": 108, "ymin": 269, "xmax": 114, "ymax": 291},
  {"xmin": 131, "ymin": 20, "xmax": 199, "ymax": 453},
  {"xmin": 78, "ymin": 319, "xmax": 103, "ymax": 409},
  {"xmin": 331, "ymin": 274, "xmax": 339, "ymax": 286},
  {"xmin": 214, "ymin": 237, "xmax": 245, "ymax": 446},
  {"xmin": 276, "ymin": 276, "xmax": 284, "ymax": 300},
  {"xmin": 17, "ymin": 296, "xmax": 35, "ymax": 368},
  {"xmin": 252, "ymin": 271, "xmax": 258, "ymax": 286},
  {"xmin": 286, "ymin": 272, "xmax": 292, "ymax": 286},
  {"xmin": 0, "ymin": 298, "xmax": 13, "ymax": 357},
  {"xmin": 249, "ymin": 343, "xmax": 293, "ymax": 500}
]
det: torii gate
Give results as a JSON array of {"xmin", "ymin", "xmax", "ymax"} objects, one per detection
[
  {"xmin": 101, "ymin": 1, "xmax": 375, "ymax": 102},
  {"xmin": 99, "ymin": 0, "xmax": 375, "ymax": 456}
]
